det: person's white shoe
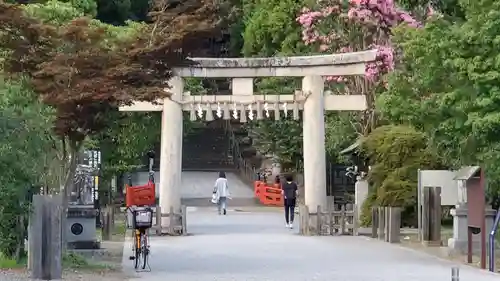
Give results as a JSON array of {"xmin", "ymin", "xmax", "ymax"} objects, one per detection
[
  {"xmin": 285, "ymin": 223, "xmax": 289, "ymax": 228},
  {"xmin": 289, "ymin": 223, "xmax": 293, "ymax": 229}
]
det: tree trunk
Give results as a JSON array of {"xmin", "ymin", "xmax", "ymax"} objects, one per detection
[
  {"xmin": 60, "ymin": 141, "xmax": 81, "ymax": 252},
  {"xmin": 14, "ymin": 214, "xmax": 24, "ymax": 262}
]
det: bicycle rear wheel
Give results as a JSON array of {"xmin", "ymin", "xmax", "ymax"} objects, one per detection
[
  {"xmin": 134, "ymin": 232, "xmax": 141, "ymax": 269},
  {"xmin": 141, "ymin": 234, "xmax": 148, "ymax": 269}
]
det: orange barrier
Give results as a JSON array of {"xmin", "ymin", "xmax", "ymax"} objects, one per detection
[
  {"xmin": 253, "ymin": 181, "xmax": 283, "ymax": 207},
  {"xmin": 126, "ymin": 181, "xmax": 156, "ymax": 207},
  {"xmin": 254, "ymin": 181, "xmax": 264, "ymax": 197}
]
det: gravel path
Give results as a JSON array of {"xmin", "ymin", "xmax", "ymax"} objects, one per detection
[
  {"xmin": 0, "ymin": 269, "xmax": 131, "ymax": 281},
  {"xmin": 122, "ymin": 208, "xmax": 499, "ymax": 281}
]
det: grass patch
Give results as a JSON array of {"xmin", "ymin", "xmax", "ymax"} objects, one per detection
[
  {"xmin": 113, "ymin": 221, "xmax": 126, "ymax": 236},
  {"xmin": 0, "ymin": 255, "xmax": 26, "ymax": 269},
  {"xmin": 63, "ymin": 252, "xmax": 115, "ymax": 271}
]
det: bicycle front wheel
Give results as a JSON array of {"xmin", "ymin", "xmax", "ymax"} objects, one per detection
[{"xmin": 141, "ymin": 234, "xmax": 148, "ymax": 269}]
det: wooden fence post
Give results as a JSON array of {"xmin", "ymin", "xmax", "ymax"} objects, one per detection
[
  {"xmin": 102, "ymin": 206, "xmax": 111, "ymax": 241},
  {"xmin": 377, "ymin": 207, "xmax": 385, "ymax": 240},
  {"xmin": 300, "ymin": 205, "xmax": 310, "ymax": 236},
  {"xmin": 423, "ymin": 186, "xmax": 442, "ymax": 246},
  {"xmin": 371, "ymin": 207, "xmax": 379, "ymax": 238},
  {"xmin": 29, "ymin": 195, "xmax": 44, "ymax": 277},
  {"xmin": 155, "ymin": 206, "xmax": 162, "ymax": 235},
  {"xmin": 316, "ymin": 205, "xmax": 322, "ymax": 235},
  {"xmin": 45, "ymin": 195, "xmax": 63, "ymax": 280},
  {"xmin": 328, "ymin": 204, "xmax": 334, "ymax": 235},
  {"xmin": 384, "ymin": 207, "xmax": 390, "ymax": 242},
  {"xmin": 388, "ymin": 207, "xmax": 401, "ymax": 243},
  {"xmin": 430, "ymin": 186, "xmax": 442, "ymax": 245},
  {"xmin": 352, "ymin": 204, "xmax": 359, "ymax": 236},
  {"xmin": 422, "ymin": 186, "xmax": 430, "ymax": 242},
  {"xmin": 30, "ymin": 195, "xmax": 63, "ymax": 280},
  {"xmin": 181, "ymin": 205, "xmax": 187, "ymax": 235},
  {"xmin": 169, "ymin": 206, "xmax": 174, "ymax": 235},
  {"xmin": 340, "ymin": 205, "xmax": 346, "ymax": 235}
]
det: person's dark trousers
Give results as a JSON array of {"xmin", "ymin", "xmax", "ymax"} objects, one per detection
[{"xmin": 284, "ymin": 198, "xmax": 296, "ymax": 224}]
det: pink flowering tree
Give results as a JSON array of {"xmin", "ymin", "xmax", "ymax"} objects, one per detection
[{"xmin": 297, "ymin": 0, "xmax": 419, "ymax": 135}]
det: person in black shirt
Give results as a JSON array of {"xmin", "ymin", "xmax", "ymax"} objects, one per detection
[{"xmin": 281, "ymin": 175, "xmax": 298, "ymax": 229}]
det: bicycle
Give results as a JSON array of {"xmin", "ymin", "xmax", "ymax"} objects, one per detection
[{"xmin": 128, "ymin": 206, "xmax": 153, "ymax": 270}]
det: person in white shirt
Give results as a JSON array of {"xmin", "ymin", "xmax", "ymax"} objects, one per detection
[{"xmin": 213, "ymin": 171, "xmax": 230, "ymax": 215}]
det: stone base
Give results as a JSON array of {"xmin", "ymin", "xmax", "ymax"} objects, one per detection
[
  {"xmin": 447, "ymin": 238, "xmax": 489, "ymax": 255},
  {"xmin": 68, "ymin": 248, "xmax": 110, "ymax": 262},
  {"xmin": 448, "ymin": 206, "xmax": 495, "ymax": 255},
  {"xmin": 299, "ymin": 212, "xmax": 322, "ymax": 236},
  {"xmin": 67, "ymin": 240, "xmax": 101, "ymax": 250},
  {"xmin": 422, "ymin": 240, "xmax": 442, "ymax": 247}
]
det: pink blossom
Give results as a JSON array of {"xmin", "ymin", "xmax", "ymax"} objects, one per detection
[{"xmin": 296, "ymin": 0, "xmax": 416, "ymax": 86}]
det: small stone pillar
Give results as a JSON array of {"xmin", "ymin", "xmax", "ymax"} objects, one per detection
[{"xmin": 448, "ymin": 205, "xmax": 496, "ymax": 254}]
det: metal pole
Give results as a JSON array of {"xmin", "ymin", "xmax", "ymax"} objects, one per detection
[
  {"xmin": 417, "ymin": 169, "xmax": 422, "ymax": 241},
  {"xmin": 451, "ymin": 267, "xmax": 459, "ymax": 281},
  {"xmin": 489, "ymin": 209, "xmax": 500, "ymax": 272}
]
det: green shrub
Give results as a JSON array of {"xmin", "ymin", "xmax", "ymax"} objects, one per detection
[{"xmin": 360, "ymin": 125, "xmax": 440, "ymax": 226}]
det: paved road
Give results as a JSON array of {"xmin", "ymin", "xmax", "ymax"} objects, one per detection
[
  {"xmin": 122, "ymin": 208, "xmax": 498, "ymax": 281},
  {"xmin": 180, "ymin": 172, "xmax": 256, "ymax": 207}
]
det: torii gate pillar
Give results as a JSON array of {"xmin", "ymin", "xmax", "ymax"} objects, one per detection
[
  {"xmin": 302, "ymin": 76, "xmax": 327, "ymax": 208},
  {"xmin": 158, "ymin": 76, "xmax": 184, "ymax": 228}
]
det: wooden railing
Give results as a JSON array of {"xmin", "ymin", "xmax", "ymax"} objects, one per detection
[{"xmin": 223, "ymin": 121, "xmax": 256, "ymax": 185}]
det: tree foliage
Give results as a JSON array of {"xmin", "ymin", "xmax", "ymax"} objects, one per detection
[
  {"xmin": 247, "ymin": 118, "xmax": 303, "ymax": 170},
  {"xmin": 378, "ymin": 0, "xmax": 500, "ymax": 205},
  {"xmin": 0, "ymin": 78, "xmax": 56, "ymax": 259},
  {"xmin": 0, "ymin": 0, "xmax": 223, "ymax": 180}
]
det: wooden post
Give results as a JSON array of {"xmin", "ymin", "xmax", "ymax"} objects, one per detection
[
  {"xmin": 352, "ymin": 204, "xmax": 359, "ymax": 236},
  {"xmin": 181, "ymin": 205, "xmax": 187, "ymax": 235},
  {"xmin": 31, "ymin": 195, "xmax": 63, "ymax": 280},
  {"xmin": 155, "ymin": 206, "xmax": 162, "ymax": 235},
  {"xmin": 429, "ymin": 186, "xmax": 442, "ymax": 245},
  {"xmin": 340, "ymin": 205, "xmax": 346, "ymax": 235},
  {"xmin": 371, "ymin": 207, "xmax": 379, "ymax": 238},
  {"xmin": 384, "ymin": 207, "xmax": 390, "ymax": 242},
  {"xmin": 422, "ymin": 186, "xmax": 431, "ymax": 243},
  {"xmin": 29, "ymin": 195, "xmax": 45, "ymax": 277},
  {"xmin": 45, "ymin": 195, "xmax": 63, "ymax": 280},
  {"xmin": 109, "ymin": 206, "xmax": 115, "ymax": 230},
  {"xmin": 299, "ymin": 205, "xmax": 304, "ymax": 234},
  {"xmin": 102, "ymin": 206, "xmax": 111, "ymax": 241},
  {"xmin": 300, "ymin": 205, "xmax": 310, "ymax": 236},
  {"xmin": 316, "ymin": 205, "xmax": 322, "ymax": 235},
  {"xmin": 328, "ymin": 204, "xmax": 334, "ymax": 235},
  {"xmin": 377, "ymin": 206, "xmax": 385, "ymax": 240},
  {"xmin": 422, "ymin": 186, "xmax": 441, "ymax": 246},
  {"xmin": 169, "ymin": 206, "xmax": 174, "ymax": 235},
  {"xmin": 388, "ymin": 207, "xmax": 401, "ymax": 243}
]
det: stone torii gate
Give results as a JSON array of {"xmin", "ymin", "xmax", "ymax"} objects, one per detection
[{"xmin": 119, "ymin": 50, "xmax": 377, "ymax": 232}]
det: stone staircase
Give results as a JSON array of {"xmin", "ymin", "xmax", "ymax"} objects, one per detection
[
  {"xmin": 148, "ymin": 122, "xmax": 239, "ymax": 171},
  {"xmin": 182, "ymin": 125, "xmax": 235, "ymax": 171}
]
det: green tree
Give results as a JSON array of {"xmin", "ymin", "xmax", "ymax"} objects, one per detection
[
  {"xmin": 241, "ymin": 0, "xmax": 309, "ymax": 57},
  {"xmin": 379, "ymin": 0, "xmax": 500, "ymax": 205},
  {"xmin": 360, "ymin": 125, "xmax": 439, "ymax": 226},
  {"xmin": 0, "ymin": 78, "xmax": 56, "ymax": 260}
]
